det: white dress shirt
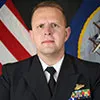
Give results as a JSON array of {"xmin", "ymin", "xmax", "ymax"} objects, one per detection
[{"xmin": 39, "ymin": 56, "xmax": 64, "ymax": 83}]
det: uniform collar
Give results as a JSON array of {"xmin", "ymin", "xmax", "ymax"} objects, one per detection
[{"xmin": 39, "ymin": 56, "xmax": 64, "ymax": 81}]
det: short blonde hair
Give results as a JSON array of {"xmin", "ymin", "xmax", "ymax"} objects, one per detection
[{"xmin": 31, "ymin": 1, "xmax": 67, "ymax": 27}]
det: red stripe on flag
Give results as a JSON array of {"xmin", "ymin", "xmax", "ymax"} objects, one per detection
[
  {"xmin": 0, "ymin": 21, "xmax": 31, "ymax": 61},
  {"xmin": 0, "ymin": 63, "xmax": 2, "ymax": 75},
  {"xmin": 6, "ymin": 0, "xmax": 29, "ymax": 30}
]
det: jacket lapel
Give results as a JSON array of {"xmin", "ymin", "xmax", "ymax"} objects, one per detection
[
  {"xmin": 52, "ymin": 55, "xmax": 80, "ymax": 100},
  {"xmin": 23, "ymin": 54, "xmax": 82, "ymax": 100},
  {"xmin": 23, "ymin": 55, "xmax": 51, "ymax": 100}
]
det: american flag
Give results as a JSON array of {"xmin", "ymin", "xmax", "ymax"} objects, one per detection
[{"xmin": 0, "ymin": 0, "xmax": 36, "ymax": 75}]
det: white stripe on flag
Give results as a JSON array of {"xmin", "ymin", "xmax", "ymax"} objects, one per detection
[
  {"xmin": 0, "ymin": 4, "xmax": 36, "ymax": 56},
  {"xmin": 0, "ymin": 41, "xmax": 17, "ymax": 65}
]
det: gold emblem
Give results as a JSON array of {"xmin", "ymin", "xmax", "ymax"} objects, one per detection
[{"xmin": 74, "ymin": 84, "xmax": 85, "ymax": 90}]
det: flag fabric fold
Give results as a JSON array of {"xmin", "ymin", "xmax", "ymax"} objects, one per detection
[
  {"xmin": 65, "ymin": 0, "xmax": 100, "ymax": 63},
  {"xmin": 0, "ymin": 0, "xmax": 36, "ymax": 75}
]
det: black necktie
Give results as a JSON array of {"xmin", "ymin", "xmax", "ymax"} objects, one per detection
[{"xmin": 46, "ymin": 67, "xmax": 56, "ymax": 96}]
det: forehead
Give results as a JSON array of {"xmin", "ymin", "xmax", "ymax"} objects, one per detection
[
  {"xmin": 32, "ymin": 7, "xmax": 65, "ymax": 24},
  {"xmin": 33, "ymin": 7, "xmax": 63, "ymax": 15}
]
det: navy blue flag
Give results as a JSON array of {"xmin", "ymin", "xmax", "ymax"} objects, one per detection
[{"xmin": 65, "ymin": 0, "xmax": 100, "ymax": 63}]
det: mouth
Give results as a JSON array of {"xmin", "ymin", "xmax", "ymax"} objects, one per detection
[{"xmin": 42, "ymin": 40, "xmax": 54, "ymax": 44}]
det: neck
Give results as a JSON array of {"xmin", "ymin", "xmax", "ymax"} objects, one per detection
[{"xmin": 38, "ymin": 51, "xmax": 65, "ymax": 66}]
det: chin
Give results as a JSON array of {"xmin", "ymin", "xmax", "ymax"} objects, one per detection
[{"xmin": 41, "ymin": 49, "xmax": 56, "ymax": 55}]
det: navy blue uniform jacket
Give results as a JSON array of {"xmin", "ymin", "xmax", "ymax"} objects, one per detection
[{"xmin": 0, "ymin": 54, "xmax": 100, "ymax": 100}]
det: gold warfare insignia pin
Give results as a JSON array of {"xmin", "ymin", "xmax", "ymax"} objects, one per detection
[{"xmin": 74, "ymin": 84, "xmax": 85, "ymax": 90}]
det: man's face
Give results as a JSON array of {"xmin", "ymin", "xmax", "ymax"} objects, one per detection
[{"xmin": 30, "ymin": 7, "xmax": 71, "ymax": 56}]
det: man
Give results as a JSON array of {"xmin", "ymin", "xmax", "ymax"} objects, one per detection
[{"xmin": 0, "ymin": 1, "xmax": 100, "ymax": 100}]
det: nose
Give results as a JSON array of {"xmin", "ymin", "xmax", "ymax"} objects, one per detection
[
  {"xmin": 44, "ymin": 25, "xmax": 52, "ymax": 36},
  {"xmin": 44, "ymin": 32, "xmax": 51, "ymax": 35}
]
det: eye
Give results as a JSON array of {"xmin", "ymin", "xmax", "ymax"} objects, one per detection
[
  {"xmin": 37, "ymin": 24, "xmax": 44, "ymax": 28},
  {"xmin": 51, "ymin": 23, "xmax": 59, "ymax": 28}
]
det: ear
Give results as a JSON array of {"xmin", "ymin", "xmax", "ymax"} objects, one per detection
[
  {"xmin": 29, "ymin": 30, "xmax": 34, "ymax": 43},
  {"xmin": 65, "ymin": 26, "xmax": 71, "ymax": 42}
]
